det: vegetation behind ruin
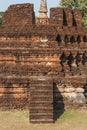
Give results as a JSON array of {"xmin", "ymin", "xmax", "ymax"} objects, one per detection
[
  {"xmin": 60, "ymin": 0, "xmax": 87, "ymax": 27},
  {"xmin": 0, "ymin": 12, "xmax": 4, "ymax": 26}
]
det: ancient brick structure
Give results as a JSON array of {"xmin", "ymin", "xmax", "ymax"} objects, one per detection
[
  {"xmin": 0, "ymin": 1, "xmax": 87, "ymax": 123},
  {"xmin": 30, "ymin": 77, "xmax": 54, "ymax": 123},
  {"xmin": 36, "ymin": 0, "xmax": 49, "ymax": 24},
  {"xmin": 2, "ymin": 3, "xmax": 35, "ymax": 26}
]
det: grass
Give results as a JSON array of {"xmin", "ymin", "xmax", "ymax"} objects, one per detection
[{"xmin": 0, "ymin": 110, "xmax": 87, "ymax": 130}]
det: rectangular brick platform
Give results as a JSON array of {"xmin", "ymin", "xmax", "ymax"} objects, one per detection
[{"xmin": 29, "ymin": 76, "xmax": 54, "ymax": 123}]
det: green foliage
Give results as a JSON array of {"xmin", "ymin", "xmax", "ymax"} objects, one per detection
[
  {"xmin": 0, "ymin": 12, "xmax": 4, "ymax": 16},
  {"xmin": 0, "ymin": 18, "xmax": 2, "ymax": 26},
  {"xmin": 60, "ymin": 0, "xmax": 87, "ymax": 27},
  {"xmin": 0, "ymin": 12, "xmax": 4, "ymax": 26}
]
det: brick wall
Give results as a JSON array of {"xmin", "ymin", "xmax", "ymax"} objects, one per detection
[
  {"xmin": 50, "ymin": 7, "xmax": 82, "ymax": 27},
  {"xmin": 0, "ymin": 4, "xmax": 86, "ymax": 111},
  {"xmin": 2, "ymin": 3, "xmax": 35, "ymax": 26}
]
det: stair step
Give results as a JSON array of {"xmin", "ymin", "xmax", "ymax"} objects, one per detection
[
  {"xmin": 29, "ymin": 77, "xmax": 54, "ymax": 123},
  {"xmin": 30, "ymin": 113, "xmax": 53, "ymax": 115},
  {"xmin": 30, "ymin": 115, "xmax": 53, "ymax": 118},
  {"xmin": 30, "ymin": 119, "xmax": 54, "ymax": 123},
  {"xmin": 30, "ymin": 107, "xmax": 53, "ymax": 110}
]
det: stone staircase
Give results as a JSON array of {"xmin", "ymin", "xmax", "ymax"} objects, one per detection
[{"xmin": 29, "ymin": 76, "xmax": 54, "ymax": 123}]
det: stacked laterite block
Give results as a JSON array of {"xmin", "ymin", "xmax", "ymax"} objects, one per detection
[
  {"xmin": 2, "ymin": 3, "xmax": 35, "ymax": 26},
  {"xmin": 0, "ymin": 78, "xmax": 30, "ymax": 110},
  {"xmin": 29, "ymin": 77, "xmax": 54, "ymax": 123},
  {"xmin": 50, "ymin": 8, "xmax": 63, "ymax": 27},
  {"xmin": 73, "ymin": 9, "xmax": 82, "ymax": 27},
  {"xmin": 50, "ymin": 8, "xmax": 82, "ymax": 27},
  {"xmin": 63, "ymin": 8, "xmax": 73, "ymax": 27},
  {"xmin": 0, "ymin": 3, "xmax": 87, "ymax": 118}
]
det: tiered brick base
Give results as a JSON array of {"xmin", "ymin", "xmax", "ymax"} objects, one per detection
[
  {"xmin": 0, "ymin": 3, "xmax": 87, "ymax": 114},
  {"xmin": 29, "ymin": 77, "xmax": 54, "ymax": 123}
]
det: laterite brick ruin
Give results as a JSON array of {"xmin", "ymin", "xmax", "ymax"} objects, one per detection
[{"xmin": 0, "ymin": 0, "xmax": 87, "ymax": 123}]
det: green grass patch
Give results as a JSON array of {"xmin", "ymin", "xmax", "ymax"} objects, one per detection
[
  {"xmin": 0, "ymin": 110, "xmax": 87, "ymax": 130},
  {"xmin": 57, "ymin": 110, "xmax": 87, "ymax": 128}
]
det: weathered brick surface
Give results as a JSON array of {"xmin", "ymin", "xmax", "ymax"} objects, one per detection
[
  {"xmin": 63, "ymin": 8, "xmax": 73, "ymax": 27},
  {"xmin": 0, "ymin": 3, "xmax": 86, "ymax": 112},
  {"xmin": 30, "ymin": 77, "xmax": 54, "ymax": 123},
  {"xmin": 50, "ymin": 8, "xmax": 63, "ymax": 27},
  {"xmin": 73, "ymin": 9, "xmax": 82, "ymax": 27},
  {"xmin": 50, "ymin": 7, "xmax": 82, "ymax": 27},
  {"xmin": 2, "ymin": 3, "xmax": 35, "ymax": 26}
]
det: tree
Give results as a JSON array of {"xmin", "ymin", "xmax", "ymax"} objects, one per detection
[
  {"xmin": 60, "ymin": 0, "xmax": 87, "ymax": 27},
  {"xmin": 0, "ymin": 18, "xmax": 2, "ymax": 26},
  {"xmin": 0, "ymin": 12, "xmax": 4, "ymax": 26}
]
